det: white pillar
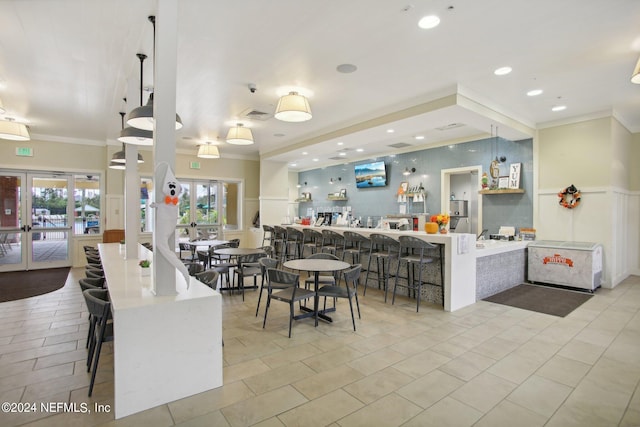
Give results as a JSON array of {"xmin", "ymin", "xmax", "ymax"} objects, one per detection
[
  {"xmin": 153, "ymin": 0, "xmax": 179, "ymax": 295},
  {"xmin": 124, "ymin": 143, "xmax": 140, "ymax": 258}
]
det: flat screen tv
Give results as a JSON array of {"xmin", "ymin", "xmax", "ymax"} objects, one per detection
[{"xmin": 355, "ymin": 161, "xmax": 387, "ymax": 188}]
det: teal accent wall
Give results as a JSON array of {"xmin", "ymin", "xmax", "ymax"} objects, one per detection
[{"xmin": 297, "ymin": 137, "xmax": 533, "ymax": 235}]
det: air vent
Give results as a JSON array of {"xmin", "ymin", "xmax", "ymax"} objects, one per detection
[
  {"xmin": 388, "ymin": 142, "xmax": 412, "ymax": 148},
  {"xmin": 240, "ymin": 107, "xmax": 273, "ymax": 121},
  {"xmin": 328, "ymin": 156, "xmax": 344, "ymax": 160},
  {"xmin": 435, "ymin": 123, "xmax": 465, "ymax": 131}
]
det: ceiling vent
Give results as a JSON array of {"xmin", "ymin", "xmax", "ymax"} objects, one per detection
[
  {"xmin": 328, "ymin": 156, "xmax": 344, "ymax": 160},
  {"xmin": 388, "ymin": 142, "xmax": 412, "ymax": 148},
  {"xmin": 240, "ymin": 107, "xmax": 272, "ymax": 121},
  {"xmin": 435, "ymin": 123, "xmax": 465, "ymax": 131}
]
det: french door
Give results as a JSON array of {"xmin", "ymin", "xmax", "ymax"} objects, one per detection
[
  {"xmin": 0, "ymin": 171, "xmax": 73, "ymax": 272},
  {"xmin": 176, "ymin": 180, "xmax": 225, "ymax": 241}
]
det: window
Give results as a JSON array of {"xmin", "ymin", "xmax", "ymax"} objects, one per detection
[
  {"xmin": 73, "ymin": 175, "xmax": 101, "ymax": 235},
  {"xmin": 140, "ymin": 177, "xmax": 241, "ymax": 239}
]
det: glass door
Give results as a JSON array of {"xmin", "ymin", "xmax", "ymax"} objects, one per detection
[
  {"xmin": 176, "ymin": 180, "xmax": 223, "ymax": 241},
  {"xmin": 0, "ymin": 172, "xmax": 73, "ymax": 272},
  {"xmin": 0, "ymin": 172, "xmax": 27, "ymax": 272},
  {"xmin": 26, "ymin": 174, "xmax": 73, "ymax": 269}
]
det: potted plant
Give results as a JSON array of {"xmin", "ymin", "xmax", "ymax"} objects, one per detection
[
  {"xmin": 430, "ymin": 214, "xmax": 450, "ymax": 234},
  {"xmin": 119, "ymin": 239, "xmax": 125, "ymax": 253},
  {"xmin": 139, "ymin": 259, "xmax": 151, "ymax": 276}
]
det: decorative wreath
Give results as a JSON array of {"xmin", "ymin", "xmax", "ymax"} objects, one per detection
[{"xmin": 558, "ymin": 184, "xmax": 581, "ymax": 209}]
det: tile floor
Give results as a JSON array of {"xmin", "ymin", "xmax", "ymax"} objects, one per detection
[{"xmin": 0, "ymin": 268, "xmax": 639, "ymax": 426}]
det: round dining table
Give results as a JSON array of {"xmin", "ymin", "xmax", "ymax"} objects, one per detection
[
  {"xmin": 283, "ymin": 258, "xmax": 350, "ymax": 324},
  {"xmin": 213, "ymin": 247, "xmax": 267, "ymax": 293}
]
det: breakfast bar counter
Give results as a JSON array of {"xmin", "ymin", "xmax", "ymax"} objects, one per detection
[
  {"xmin": 288, "ymin": 225, "xmax": 477, "ymax": 312},
  {"xmin": 98, "ymin": 243, "xmax": 223, "ymax": 419}
]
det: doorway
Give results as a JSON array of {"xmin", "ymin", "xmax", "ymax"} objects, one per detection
[
  {"xmin": 441, "ymin": 165, "xmax": 483, "ymax": 236},
  {"xmin": 0, "ymin": 171, "xmax": 73, "ymax": 272}
]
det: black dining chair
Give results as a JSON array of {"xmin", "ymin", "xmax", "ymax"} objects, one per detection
[
  {"xmin": 255, "ymin": 257, "xmax": 279, "ymax": 316},
  {"xmin": 316, "ymin": 264, "xmax": 362, "ymax": 331},
  {"xmin": 262, "ymin": 268, "xmax": 314, "ymax": 338}
]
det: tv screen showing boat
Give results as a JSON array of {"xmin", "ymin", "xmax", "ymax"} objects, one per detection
[{"xmin": 354, "ymin": 161, "xmax": 387, "ymax": 188}]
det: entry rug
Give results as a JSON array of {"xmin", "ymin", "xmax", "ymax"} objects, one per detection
[
  {"xmin": 483, "ymin": 283, "xmax": 593, "ymax": 317},
  {"xmin": 0, "ymin": 267, "xmax": 70, "ymax": 303}
]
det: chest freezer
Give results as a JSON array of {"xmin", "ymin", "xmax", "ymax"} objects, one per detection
[{"xmin": 527, "ymin": 240, "xmax": 602, "ymax": 291}]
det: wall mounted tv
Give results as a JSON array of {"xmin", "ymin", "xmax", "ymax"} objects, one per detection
[{"xmin": 355, "ymin": 161, "xmax": 387, "ymax": 188}]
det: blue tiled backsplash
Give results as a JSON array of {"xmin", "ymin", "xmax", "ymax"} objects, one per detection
[{"xmin": 297, "ymin": 137, "xmax": 533, "ymax": 235}]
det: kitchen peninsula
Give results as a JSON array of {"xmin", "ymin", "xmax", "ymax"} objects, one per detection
[
  {"xmin": 288, "ymin": 225, "xmax": 477, "ymax": 312},
  {"xmin": 98, "ymin": 243, "xmax": 223, "ymax": 419}
]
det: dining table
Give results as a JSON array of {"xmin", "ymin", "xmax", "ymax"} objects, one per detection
[
  {"xmin": 181, "ymin": 239, "xmax": 229, "ymax": 264},
  {"xmin": 283, "ymin": 258, "xmax": 350, "ymax": 324}
]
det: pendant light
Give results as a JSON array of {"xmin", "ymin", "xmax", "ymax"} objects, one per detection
[
  {"xmin": 118, "ymin": 54, "xmax": 153, "ymax": 145},
  {"xmin": 197, "ymin": 141, "xmax": 220, "ymax": 158},
  {"xmin": 110, "ymin": 112, "xmax": 144, "ymax": 170},
  {"xmin": 0, "ymin": 118, "xmax": 30, "ymax": 141},
  {"xmin": 274, "ymin": 91, "xmax": 312, "ymax": 122},
  {"xmin": 225, "ymin": 123, "xmax": 254, "ymax": 145},
  {"xmin": 126, "ymin": 16, "xmax": 183, "ymax": 131}
]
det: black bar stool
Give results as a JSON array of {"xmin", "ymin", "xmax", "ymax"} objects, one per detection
[
  {"xmin": 363, "ymin": 233, "xmax": 399, "ymax": 302},
  {"xmin": 284, "ymin": 227, "xmax": 304, "ymax": 260},
  {"xmin": 393, "ymin": 235, "xmax": 445, "ymax": 311},
  {"xmin": 302, "ymin": 228, "xmax": 323, "ymax": 257},
  {"xmin": 320, "ymin": 229, "xmax": 344, "ymax": 258},
  {"xmin": 262, "ymin": 224, "xmax": 274, "ymax": 247},
  {"xmin": 342, "ymin": 231, "xmax": 370, "ymax": 265},
  {"xmin": 272, "ymin": 225, "xmax": 287, "ymax": 261}
]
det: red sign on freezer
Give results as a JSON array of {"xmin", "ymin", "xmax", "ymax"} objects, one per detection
[{"xmin": 542, "ymin": 253, "xmax": 574, "ymax": 267}]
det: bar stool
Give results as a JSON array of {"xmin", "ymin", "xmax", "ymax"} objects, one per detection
[
  {"xmin": 83, "ymin": 288, "xmax": 113, "ymax": 397},
  {"xmin": 393, "ymin": 235, "xmax": 444, "ymax": 311},
  {"xmin": 262, "ymin": 224, "xmax": 274, "ymax": 247},
  {"xmin": 342, "ymin": 231, "xmax": 370, "ymax": 264},
  {"xmin": 363, "ymin": 233, "xmax": 399, "ymax": 302},
  {"xmin": 283, "ymin": 227, "xmax": 304, "ymax": 260},
  {"xmin": 302, "ymin": 228, "xmax": 323, "ymax": 257},
  {"xmin": 272, "ymin": 225, "xmax": 287, "ymax": 261},
  {"xmin": 320, "ymin": 229, "xmax": 344, "ymax": 258}
]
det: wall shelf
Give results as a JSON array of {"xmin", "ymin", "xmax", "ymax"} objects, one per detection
[
  {"xmin": 326, "ymin": 196, "xmax": 348, "ymax": 201},
  {"xmin": 295, "ymin": 198, "xmax": 313, "ymax": 202},
  {"xmin": 478, "ymin": 189, "xmax": 525, "ymax": 195}
]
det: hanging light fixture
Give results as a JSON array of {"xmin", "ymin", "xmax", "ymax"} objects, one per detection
[
  {"xmin": 0, "ymin": 118, "xmax": 30, "ymax": 141},
  {"xmin": 110, "ymin": 112, "xmax": 144, "ymax": 169},
  {"xmin": 197, "ymin": 142, "xmax": 220, "ymax": 159},
  {"xmin": 119, "ymin": 54, "xmax": 153, "ymax": 145},
  {"xmin": 274, "ymin": 91, "xmax": 312, "ymax": 122},
  {"xmin": 127, "ymin": 16, "xmax": 183, "ymax": 131},
  {"xmin": 225, "ymin": 123, "xmax": 254, "ymax": 145},
  {"xmin": 632, "ymin": 57, "xmax": 640, "ymax": 84}
]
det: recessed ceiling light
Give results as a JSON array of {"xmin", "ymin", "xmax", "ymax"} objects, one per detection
[
  {"xmin": 290, "ymin": 163, "xmax": 297, "ymax": 167},
  {"xmin": 418, "ymin": 15, "xmax": 440, "ymax": 29},
  {"xmin": 302, "ymin": 151, "xmax": 308, "ymax": 155},
  {"xmin": 552, "ymin": 105, "xmax": 567, "ymax": 112},
  {"xmin": 336, "ymin": 63, "xmax": 358, "ymax": 73},
  {"xmin": 414, "ymin": 135, "xmax": 425, "ymax": 140},
  {"xmin": 386, "ymin": 129, "xmax": 395, "ymax": 133},
  {"xmin": 356, "ymin": 148, "xmax": 364, "ymax": 152},
  {"xmin": 527, "ymin": 89, "xmax": 543, "ymax": 96},
  {"xmin": 494, "ymin": 66, "xmax": 512, "ymax": 76},
  {"xmin": 312, "ymin": 158, "xmax": 319, "ymax": 162},
  {"xmin": 337, "ymin": 141, "xmax": 344, "ymax": 145},
  {"xmin": 339, "ymin": 152, "xmax": 346, "ymax": 156}
]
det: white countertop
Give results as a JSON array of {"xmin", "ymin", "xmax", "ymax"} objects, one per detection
[
  {"xmin": 475, "ymin": 240, "xmax": 529, "ymax": 257},
  {"xmin": 98, "ymin": 243, "xmax": 218, "ymax": 310}
]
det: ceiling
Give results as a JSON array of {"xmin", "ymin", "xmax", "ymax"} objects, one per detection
[{"xmin": 1, "ymin": 0, "xmax": 639, "ymax": 171}]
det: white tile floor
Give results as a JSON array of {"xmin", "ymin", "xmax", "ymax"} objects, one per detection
[{"xmin": 0, "ymin": 268, "xmax": 639, "ymax": 426}]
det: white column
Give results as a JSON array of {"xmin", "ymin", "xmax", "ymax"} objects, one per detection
[
  {"xmin": 124, "ymin": 143, "xmax": 139, "ymax": 258},
  {"xmin": 153, "ymin": 0, "xmax": 179, "ymax": 295}
]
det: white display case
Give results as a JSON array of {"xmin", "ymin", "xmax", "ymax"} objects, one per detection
[{"xmin": 527, "ymin": 240, "xmax": 602, "ymax": 291}]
